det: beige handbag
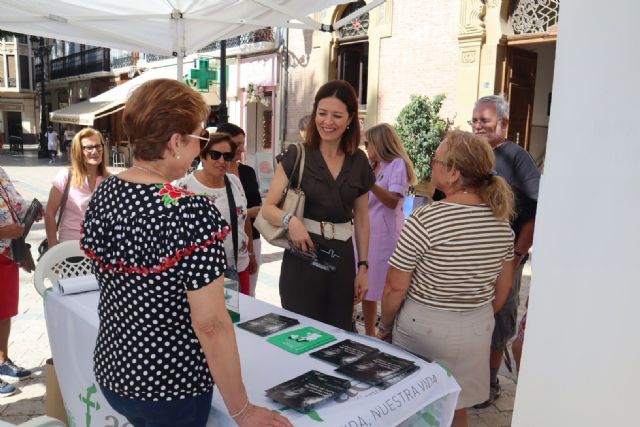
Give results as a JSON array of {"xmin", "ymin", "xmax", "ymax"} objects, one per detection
[{"xmin": 255, "ymin": 143, "xmax": 305, "ymax": 249}]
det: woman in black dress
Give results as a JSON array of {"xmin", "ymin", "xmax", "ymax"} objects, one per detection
[{"xmin": 261, "ymin": 80, "xmax": 375, "ymax": 330}]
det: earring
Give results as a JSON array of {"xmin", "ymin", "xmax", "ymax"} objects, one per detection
[
  {"xmin": 347, "ymin": 125, "xmax": 350, "ymax": 130},
  {"xmin": 175, "ymin": 152, "xmax": 181, "ymax": 160}
]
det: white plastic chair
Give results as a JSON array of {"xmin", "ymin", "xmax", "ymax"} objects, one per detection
[
  {"xmin": 111, "ymin": 146, "xmax": 126, "ymax": 168},
  {"xmin": 33, "ymin": 240, "xmax": 92, "ymax": 297}
]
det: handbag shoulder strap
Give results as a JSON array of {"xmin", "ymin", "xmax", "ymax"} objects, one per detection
[
  {"xmin": 224, "ymin": 174, "xmax": 238, "ymax": 267},
  {"xmin": 295, "ymin": 143, "xmax": 305, "ymax": 190},
  {"xmin": 289, "ymin": 143, "xmax": 306, "ymax": 190},
  {"xmin": 56, "ymin": 169, "xmax": 72, "ymax": 229}
]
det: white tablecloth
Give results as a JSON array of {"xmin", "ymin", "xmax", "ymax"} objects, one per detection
[{"xmin": 44, "ymin": 289, "xmax": 459, "ymax": 427}]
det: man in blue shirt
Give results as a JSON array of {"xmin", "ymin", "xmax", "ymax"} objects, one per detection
[{"xmin": 471, "ymin": 95, "xmax": 540, "ymax": 407}]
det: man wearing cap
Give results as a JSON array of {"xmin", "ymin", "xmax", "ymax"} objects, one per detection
[
  {"xmin": 46, "ymin": 125, "xmax": 59, "ymax": 164},
  {"xmin": 471, "ymin": 95, "xmax": 540, "ymax": 407}
]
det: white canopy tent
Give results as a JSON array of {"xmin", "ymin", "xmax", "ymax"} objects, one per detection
[{"xmin": 0, "ymin": 0, "xmax": 385, "ymax": 77}]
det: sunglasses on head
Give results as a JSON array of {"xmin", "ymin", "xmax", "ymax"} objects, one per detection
[
  {"xmin": 207, "ymin": 150, "xmax": 235, "ymax": 162},
  {"xmin": 191, "ymin": 129, "xmax": 210, "ymax": 149}
]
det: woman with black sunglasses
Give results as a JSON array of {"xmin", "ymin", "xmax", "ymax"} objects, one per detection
[{"xmin": 175, "ymin": 132, "xmax": 252, "ymax": 295}]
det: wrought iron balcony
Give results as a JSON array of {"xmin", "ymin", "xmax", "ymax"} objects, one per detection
[
  {"xmin": 111, "ymin": 54, "xmax": 135, "ymax": 69},
  {"xmin": 196, "ymin": 28, "xmax": 274, "ymax": 53},
  {"xmin": 144, "ymin": 53, "xmax": 172, "ymax": 63},
  {"xmin": 50, "ymin": 47, "xmax": 111, "ymax": 80}
]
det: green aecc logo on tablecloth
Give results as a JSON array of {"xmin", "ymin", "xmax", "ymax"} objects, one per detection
[{"xmin": 78, "ymin": 383, "xmax": 101, "ymax": 427}]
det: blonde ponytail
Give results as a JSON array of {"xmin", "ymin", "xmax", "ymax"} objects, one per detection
[
  {"xmin": 443, "ymin": 130, "xmax": 515, "ymax": 221},
  {"xmin": 479, "ymin": 175, "xmax": 514, "ymax": 222}
]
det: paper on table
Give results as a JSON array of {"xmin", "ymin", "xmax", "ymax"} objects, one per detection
[{"xmin": 57, "ymin": 275, "xmax": 99, "ymax": 295}]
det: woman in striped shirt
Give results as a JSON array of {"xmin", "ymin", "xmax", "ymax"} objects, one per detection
[{"xmin": 378, "ymin": 130, "xmax": 515, "ymax": 427}]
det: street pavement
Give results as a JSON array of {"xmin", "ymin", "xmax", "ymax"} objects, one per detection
[{"xmin": 0, "ymin": 147, "xmax": 529, "ymax": 426}]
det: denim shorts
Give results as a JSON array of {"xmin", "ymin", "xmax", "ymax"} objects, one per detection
[{"xmin": 100, "ymin": 385, "xmax": 213, "ymax": 427}]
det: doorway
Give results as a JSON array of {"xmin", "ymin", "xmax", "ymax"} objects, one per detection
[
  {"xmin": 6, "ymin": 112, "xmax": 23, "ymax": 139},
  {"xmin": 501, "ymin": 42, "xmax": 556, "ymax": 169},
  {"xmin": 245, "ymin": 91, "xmax": 274, "ymax": 193},
  {"xmin": 337, "ymin": 40, "xmax": 368, "ymax": 109}
]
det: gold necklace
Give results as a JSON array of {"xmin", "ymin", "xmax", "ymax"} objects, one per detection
[
  {"xmin": 131, "ymin": 164, "xmax": 168, "ymax": 182},
  {"xmin": 449, "ymin": 188, "xmax": 478, "ymax": 196}
]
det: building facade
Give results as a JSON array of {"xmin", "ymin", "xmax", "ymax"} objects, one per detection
[
  {"xmin": 284, "ymin": 0, "xmax": 559, "ymax": 169},
  {"xmin": 0, "ymin": 34, "xmax": 37, "ymax": 145}
]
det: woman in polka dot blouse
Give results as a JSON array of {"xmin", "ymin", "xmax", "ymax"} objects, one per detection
[{"xmin": 81, "ymin": 79, "xmax": 292, "ymax": 427}]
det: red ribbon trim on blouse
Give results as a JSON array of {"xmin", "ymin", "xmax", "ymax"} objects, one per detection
[{"xmin": 81, "ymin": 225, "xmax": 230, "ymax": 275}]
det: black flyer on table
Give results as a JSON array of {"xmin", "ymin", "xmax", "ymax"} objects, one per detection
[
  {"xmin": 336, "ymin": 352, "xmax": 418, "ymax": 385},
  {"xmin": 377, "ymin": 363, "xmax": 420, "ymax": 389},
  {"xmin": 236, "ymin": 313, "xmax": 300, "ymax": 337},
  {"xmin": 309, "ymin": 339, "xmax": 379, "ymax": 366},
  {"xmin": 265, "ymin": 370, "xmax": 351, "ymax": 412}
]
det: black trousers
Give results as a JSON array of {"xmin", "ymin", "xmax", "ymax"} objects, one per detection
[{"xmin": 279, "ymin": 235, "xmax": 355, "ymax": 331}]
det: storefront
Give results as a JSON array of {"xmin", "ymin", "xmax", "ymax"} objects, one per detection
[{"xmin": 237, "ymin": 53, "xmax": 279, "ymax": 193}]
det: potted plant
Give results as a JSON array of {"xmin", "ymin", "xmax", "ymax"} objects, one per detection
[{"xmin": 394, "ymin": 94, "xmax": 451, "ymax": 197}]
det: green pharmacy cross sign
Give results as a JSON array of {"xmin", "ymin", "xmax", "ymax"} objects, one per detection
[{"xmin": 188, "ymin": 58, "xmax": 219, "ymax": 91}]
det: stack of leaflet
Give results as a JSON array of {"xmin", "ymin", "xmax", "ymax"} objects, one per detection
[
  {"xmin": 336, "ymin": 351, "xmax": 419, "ymax": 389},
  {"xmin": 265, "ymin": 370, "xmax": 351, "ymax": 412},
  {"xmin": 310, "ymin": 339, "xmax": 379, "ymax": 366},
  {"xmin": 237, "ymin": 313, "xmax": 299, "ymax": 336},
  {"xmin": 311, "ymin": 339, "xmax": 420, "ymax": 389}
]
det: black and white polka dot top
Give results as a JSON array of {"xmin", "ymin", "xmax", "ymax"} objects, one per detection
[{"xmin": 81, "ymin": 176, "xmax": 229, "ymax": 401}]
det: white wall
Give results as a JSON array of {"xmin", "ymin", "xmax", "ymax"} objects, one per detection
[{"xmin": 512, "ymin": 1, "xmax": 640, "ymax": 426}]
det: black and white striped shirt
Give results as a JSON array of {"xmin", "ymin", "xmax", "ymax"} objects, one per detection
[{"xmin": 389, "ymin": 202, "xmax": 514, "ymax": 311}]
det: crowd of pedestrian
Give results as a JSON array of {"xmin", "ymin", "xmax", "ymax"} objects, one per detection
[{"xmin": 0, "ymin": 77, "xmax": 540, "ymax": 427}]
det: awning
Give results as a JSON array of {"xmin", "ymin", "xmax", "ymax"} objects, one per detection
[
  {"xmin": 50, "ymin": 100, "xmax": 122, "ymax": 125},
  {"xmin": 50, "ymin": 67, "xmax": 220, "ymax": 125}
]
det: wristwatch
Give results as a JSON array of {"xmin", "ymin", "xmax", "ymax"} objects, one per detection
[
  {"xmin": 282, "ymin": 213, "xmax": 293, "ymax": 230},
  {"xmin": 357, "ymin": 260, "xmax": 368, "ymax": 269}
]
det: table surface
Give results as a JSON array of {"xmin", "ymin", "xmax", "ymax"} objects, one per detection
[{"xmin": 44, "ymin": 288, "xmax": 459, "ymax": 427}]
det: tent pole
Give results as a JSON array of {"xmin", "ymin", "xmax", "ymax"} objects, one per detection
[
  {"xmin": 177, "ymin": 54, "xmax": 183, "ymax": 80},
  {"xmin": 218, "ymin": 40, "xmax": 228, "ymax": 125},
  {"xmin": 174, "ymin": 8, "xmax": 184, "ymax": 80}
]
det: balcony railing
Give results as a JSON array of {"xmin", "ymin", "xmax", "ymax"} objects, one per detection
[
  {"xmin": 111, "ymin": 54, "xmax": 135, "ymax": 69},
  {"xmin": 196, "ymin": 28, "xmax": 274, "ymax": 53},
  {"xmin": 144, "ymin": 53, "xmax": 172, "ymax": 63},
  {"xmin": 51, "ymin": 47, "xmax": 111, "ymax": 80},
  {"xmin": 139, "ymin": 29, "xmax": 274, "ymax": 64}
]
